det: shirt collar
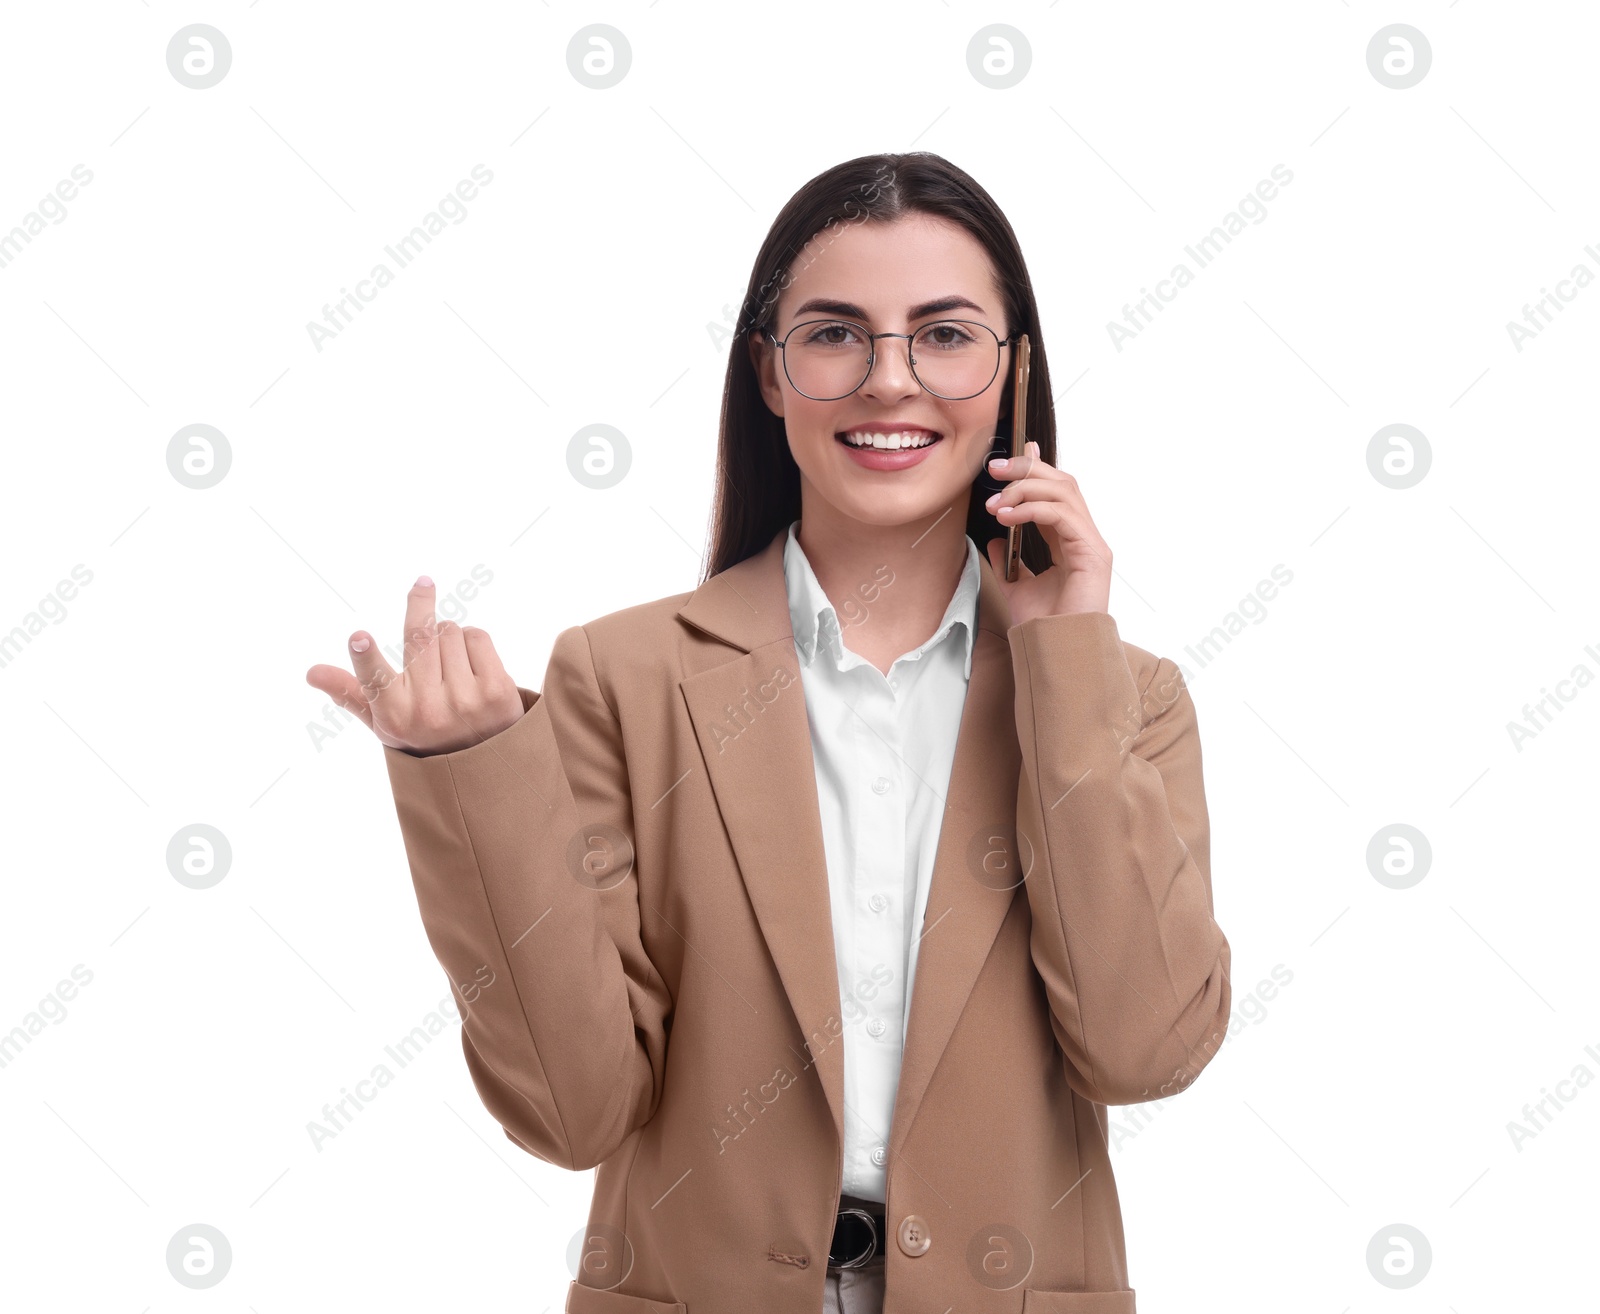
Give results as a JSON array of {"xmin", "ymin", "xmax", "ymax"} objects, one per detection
[{"xmin": 783, "ymin": 517, "xmax": 981, "ymax": 681}]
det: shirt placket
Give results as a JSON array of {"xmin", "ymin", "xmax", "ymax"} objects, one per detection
[{"xmin": 846, "ymin": 655, "xmax": 907, "ymax": 1192}]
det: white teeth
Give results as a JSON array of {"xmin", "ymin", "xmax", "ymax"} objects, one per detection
[{"xmin": 841, "ymin": 430, "xmax": 939, "ymax": 449}]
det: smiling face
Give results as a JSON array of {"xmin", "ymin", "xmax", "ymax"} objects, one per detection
[{"xmin": 749, "ymin": 211, "xmax": 1012, "ymax": 531}]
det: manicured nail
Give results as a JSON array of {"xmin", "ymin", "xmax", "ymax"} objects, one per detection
[
  {"xmin": 989, "ymin": 457, "xmax": 1008, "ymax": 468},
  {"xmin": 415, "ymin": 574, "xmax": 433, "ymax": 588},
  {"xmin": 985, "ymin": 493, "xmax": 1000, "ymax": 509},
  {"xmin": 350, "ymin": 635, "xmax": 371, "ymax": 653}
]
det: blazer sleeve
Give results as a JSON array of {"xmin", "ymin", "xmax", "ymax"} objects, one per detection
[
  {"xmin": 381, "ymin": 624, "xmax": 672, "ymax": 1171},
  {"xmin": 1009, "ymin": 609, "xmax": 1231, "ymax": 1107}
]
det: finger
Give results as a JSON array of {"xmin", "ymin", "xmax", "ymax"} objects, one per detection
[
  {"xmin": 1014, "ymin": 465, "xmax": 1099, "ymax": 535},
  {"xmin": 403, "ymin": 575, "xmax": 440, "ymax": 684},
  {"xmin": 1018, "ymin": 440, "xmax": 1053, "ymax": 477},
  {"xmin": 984, "ymin": 536, "xmax": 1006, "ymax": 576},
  {"xmin": 988, "ymin": 445, "xmax": 1052, "ymax": 481},
  {"xmin": 984, "ymin": 535, "xmax": 1037, "ymax": 581},
  {"xmin": 987, "ymin": 451, "xmax": 1027, "ymax": 481},
  {"xmin": 986, "ymin": 476, "xmax": 1077, "ymax": 520},
  {"xmin": 305, "ymin": 663, "xmax": 375, "ymax": 729},
  {"xmin": 994, "ymin": 468, "xmax": 1089, "ymax": 511},
  {"xmin": 996, "ymin": 500, "xmax": 1112, "ymax": 567},
  {"xmin": 993, "ymin": 500, "xmax": 1079, "ymax": 542},
  {"xmin": 461, "ymin": 626, "xmax": 511, "ymax": 686},
  {"xmin": 436, "ymin": 620, "xmax": 473, "ymax": 690},
  {"xmin": 345, "ymin": 630, "xmax": 403, "ymax": 708}
]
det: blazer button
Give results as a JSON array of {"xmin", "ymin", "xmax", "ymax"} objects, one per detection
[{"xmin": 896, "ymin": 1214, "xmax": 931, "ymax": 1257}]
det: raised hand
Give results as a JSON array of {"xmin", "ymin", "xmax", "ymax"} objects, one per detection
[
  {"xmin": 305, "ymin": 576, "xmax": 525, "ymax": 757},
  {"xmin": 982, "ymin": 440, "xmax": 1114, "ymax": 625}
]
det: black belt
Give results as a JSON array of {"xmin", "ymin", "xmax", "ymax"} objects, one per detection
[{"xmin": 829, "ymin": 1192, "xmax": 887, "ymax": 1268}]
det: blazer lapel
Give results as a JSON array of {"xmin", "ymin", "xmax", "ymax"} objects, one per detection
[{"xmin": 676, "ymin": 525, "xmax": 1022, "ymax": 1177}]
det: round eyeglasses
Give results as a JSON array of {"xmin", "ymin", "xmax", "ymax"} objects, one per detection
[{"xmin": 761, "ymin": 318, "xmax": 1019, "ymax": 401}]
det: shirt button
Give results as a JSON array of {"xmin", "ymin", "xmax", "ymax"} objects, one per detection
[
  {"xmin": 866, "ymin": 1017, "xmax": 886, "ymax": 1038},
  {"xmin": 868, "ymin": 893, "xmax": 888, "ymax": 913},
  {"xmin": 897, "ymin": 1214, "xmax": 932, "ymax": 1257},
  {"xmin": 871, "ymin": 1145, "xmax": 888, "ymax": 1166},
  {"xmin": 871, "ymin": 776, "xmax": 891, "ymax": 795}
]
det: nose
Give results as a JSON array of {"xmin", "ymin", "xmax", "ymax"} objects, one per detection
[{"xmin": 858, "ymin": 333, "xmax": 920, "ymax": 403}]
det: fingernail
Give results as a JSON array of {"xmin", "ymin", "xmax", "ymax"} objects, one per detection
[
  {"xmin": 350, "ymin": 635, "xmax": 371, "ymax": 653},
  {"xmin": 985, "ymin": 493, "xmax": 1000, "ymax": 509},
  {"xmin": 989, "ymin": 457, "xmax": 1008, "ymax": 468},
  {"xmin": 415, "ymin": 574, "xmax": 433, "ymax": 588}
]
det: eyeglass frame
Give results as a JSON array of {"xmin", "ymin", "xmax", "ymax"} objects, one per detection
[{"xmin": 757, "ymin": 316, "xmax": 1022, "ymax": 401}]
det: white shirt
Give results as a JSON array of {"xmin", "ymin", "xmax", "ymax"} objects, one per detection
[{"xmin": 781, "ymin": 517, "xmax": 981, "ymax": 1203}]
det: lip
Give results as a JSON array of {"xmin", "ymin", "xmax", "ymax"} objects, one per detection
[{"xmin": 834, "ymin": 425, "xmax": 944, "ymax": 471}]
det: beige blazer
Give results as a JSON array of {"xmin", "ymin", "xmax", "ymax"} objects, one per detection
[{"xmin": 383, "ymin": 523, "xmax": 1232, "ymax": 1314}]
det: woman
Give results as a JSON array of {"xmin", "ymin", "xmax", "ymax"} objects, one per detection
[{"xmin": 307, "ymin": 151, "xmax": 1232, "ymax": 1314}]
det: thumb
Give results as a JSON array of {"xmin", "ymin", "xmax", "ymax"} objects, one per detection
[
  {"xmin": 984, "ymin": 535, "xmax": 1011, "ymax": 580},
  {"xmin": 985, "ymin": 534, "xmax": 1038, "ymax": 584},
  {"xmin": 305, "ymin": 664, "xmax": 375, "ymax": 730}
]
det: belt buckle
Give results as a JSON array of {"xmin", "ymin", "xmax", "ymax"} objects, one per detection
[{"xmin": 830, "ymin": 1205, "xmax": 879, "ymax": 1269}]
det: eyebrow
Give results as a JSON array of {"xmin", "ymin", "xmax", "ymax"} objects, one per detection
[{"xmin": 790, "ymin": 294, "xmax": 988, "ymax": 323}]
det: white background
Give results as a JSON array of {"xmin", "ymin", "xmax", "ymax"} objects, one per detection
[{"xmin": 1, "ymin": 2, "xmax": 1595, "ymax": 1309}]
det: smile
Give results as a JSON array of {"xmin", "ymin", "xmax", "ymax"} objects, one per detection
[{"xmin": 835, "ymin": 430, "xmax": 943, "ymax": 450}]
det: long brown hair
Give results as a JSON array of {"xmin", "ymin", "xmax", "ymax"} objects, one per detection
[{"xmin": 700, "ymin": 150, "xmax": 1058, "ymax": 583}]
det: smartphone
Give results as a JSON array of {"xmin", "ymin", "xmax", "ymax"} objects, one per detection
[{"xmin": 1005, "ymin": 334, "xmax": 1030, "ymax": 582}]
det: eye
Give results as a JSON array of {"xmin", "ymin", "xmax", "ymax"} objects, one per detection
[
  {"xmin": 916, "ymin": 321, "xmax": 980, "ymax": 350},
  {"xmin": 799, "ymin": 320, "xmax": 866, "ymax": 348}
]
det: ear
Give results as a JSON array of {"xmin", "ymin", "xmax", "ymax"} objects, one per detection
[{"xmin": 747, "ymin": 331, "xmax": 785, "ymax": 418}]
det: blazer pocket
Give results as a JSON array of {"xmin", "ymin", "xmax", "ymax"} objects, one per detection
[
  {"xmin": 565, "ymin": 1280, "xmax": 687, "ymax": 1314},
  {"xmin": 1021, "ymin": 1288, "xmax": 1137, "ymax": 1314}
]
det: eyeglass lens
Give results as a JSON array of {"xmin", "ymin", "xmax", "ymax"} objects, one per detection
[{"xmin": 781, "ymin": 319, "xmax": 1002, "ymax": 400}]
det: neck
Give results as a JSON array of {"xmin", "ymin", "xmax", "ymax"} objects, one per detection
[{"xmin": 794, "ymin": 490, "xmax": 971, "ymax": 675}]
